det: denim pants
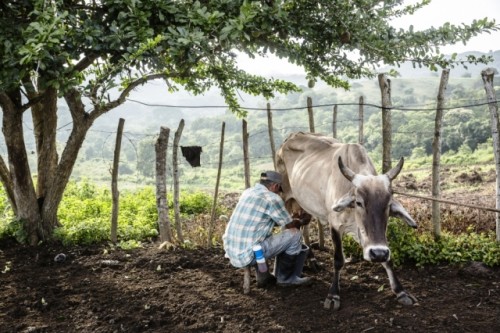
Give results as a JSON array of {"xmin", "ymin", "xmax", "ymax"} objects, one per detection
[{"xmin": 258, "ymin": 228, "xmax": 303, "ymax": 261}]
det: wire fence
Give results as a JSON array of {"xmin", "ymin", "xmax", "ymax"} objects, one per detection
[{"xmin": 4, "ymin": 95, "xmax": 496, "ymax": 179}]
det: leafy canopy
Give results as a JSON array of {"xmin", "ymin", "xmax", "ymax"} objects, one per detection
[{"xmin": 0, "ymin": 0, "xmax": 498, "ymax": 115}]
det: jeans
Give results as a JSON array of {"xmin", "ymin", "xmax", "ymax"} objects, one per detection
[{"xmin": 258, "ymin": 229, "xmax": 303, "ymax": 261}]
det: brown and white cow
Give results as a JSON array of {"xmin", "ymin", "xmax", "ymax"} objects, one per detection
[{"xmin": 276, "ymin": 132, "xmax": 418, "ymax": 310}]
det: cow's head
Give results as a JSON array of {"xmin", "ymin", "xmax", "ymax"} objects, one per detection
[{"xmin": 332, "ymin": 157, "xmax": 417, "ymax": 263}]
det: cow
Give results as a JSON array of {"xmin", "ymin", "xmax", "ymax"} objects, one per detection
[{"xmin": 276, "ymin": 132, "xmax": 418, "ymax": 310}]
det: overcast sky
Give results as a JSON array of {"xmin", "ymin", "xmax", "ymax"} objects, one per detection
[{"xmin": 237, "ymin": 0, "xmax": 500, "ymax": 76}]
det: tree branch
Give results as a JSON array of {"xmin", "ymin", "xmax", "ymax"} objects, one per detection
[
  {"xmin": 89, "ymin": 73, "xmax": 173, "ymax": 119},
  {"xmin": 74, "ymin": 54, "xmax": 99, "ymax": 72},
  {"xmin": 64, "ymin": 87, "xmax": 88, "ymax": 123}
]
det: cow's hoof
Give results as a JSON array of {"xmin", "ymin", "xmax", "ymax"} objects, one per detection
[
  {"xmin": 397, "ymin": 292, "xmax": 418, "ymax": 305},
  {"xmin": 323, "ymin": 296, "xmax": 340, "ymax": 310}
]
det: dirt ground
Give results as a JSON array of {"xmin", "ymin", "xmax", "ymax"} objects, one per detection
[{"xmin": 0, "ymin": 238, "xmax": 498, "ymax": 333}]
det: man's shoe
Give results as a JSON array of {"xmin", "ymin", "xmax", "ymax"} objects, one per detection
[
  {"xmin": 276, "ymin": 275, "xmax": 312, "ymax": 287},
  {"xmin": 275, "ymin": 245, "xmax": 313, "ymax": 287}
]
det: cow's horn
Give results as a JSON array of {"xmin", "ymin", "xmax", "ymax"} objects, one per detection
[
  {"xmin": 338, "ymin": 156, "xmax": 356, "ymax": 182},
  {"xmin": 385, "ymin": 157, "xmax": 404, "ymax": 181}
]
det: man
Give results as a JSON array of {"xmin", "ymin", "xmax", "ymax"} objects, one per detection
[{"xmin": 223, "ymin": 170, "xmax": 312, "ymax": 287}]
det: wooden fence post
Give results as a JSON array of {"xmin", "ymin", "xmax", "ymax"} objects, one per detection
[
  {"xmin": 208, "ymin": 122, "xmax": 225, "ymax": 247},
  {"xmin": 305, "ymin": 96, "xmax": 325, "ymax": 248},
  {"xmin": 307, "ymin": 97, "xmax": 315, "ymax": 133},
  {"xmin": 481, "ymin": 68, "xmax": 500, "ymax": 242},
  {"xmin": 155, "ymin": 126, "xmax": 173, "ymax": 243},
  {"xmin": 110, "ymin": 118, "xmax": 125, "ymax": 244},
  {"xmin": 267, "ymin": 103, "xmax": 277, "ymax": 170},
  {"xmin": 431, "ymin": 69, "xmax": 450, "ymax": 240},
  {"xmin": 378, "ymin": 73, "xmax": 392, "ymax": 173},
  {"xmin": 358, "ymin": 96, "xmax": 364, "ymax": 145},
  {"xmin": 333, "ymin": 105, "xmax": 338, "ymax": 139},
  {"xmin": 243, "ymin": 120, "xmax": 250, "ymax": 189},
  {"xmin": 173, "ymin": 119, "xmax": 185, "ymax": 244}
]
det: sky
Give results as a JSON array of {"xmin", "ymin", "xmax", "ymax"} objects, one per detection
[{"xmin": 237, "ymin": 0, "xmax": 500, "ymax": 76}]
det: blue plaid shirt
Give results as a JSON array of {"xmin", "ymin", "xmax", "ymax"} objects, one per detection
[{"xmin": 223, "ymin": 183, "xmax": 292, "ymax": 268}]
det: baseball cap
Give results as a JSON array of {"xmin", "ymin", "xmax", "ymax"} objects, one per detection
[{"xmin": 260, "ymin": 171, "xmax": 282, "ymax": 184}]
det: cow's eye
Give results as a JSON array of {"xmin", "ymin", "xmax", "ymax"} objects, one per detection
[{"xmin": 356, "ymin": 201, "xmax": 363, "ymax": 207}]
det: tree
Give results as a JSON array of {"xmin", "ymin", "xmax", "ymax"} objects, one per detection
[{"xmin": 0, "ymin": 0, "xmax": 498, "ymax": 245}]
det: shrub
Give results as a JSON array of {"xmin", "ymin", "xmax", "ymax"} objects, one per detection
[
  {"xmin": 387, "ymin": 219, "xmax": 499, "ymax": 267},
  {"xmin": 176, "ymin": 191, "xmax": 212, "ymax": 215},
  {"xmin": 55, "ymin": 181, "xmax": 225, "ymax": 245},
  {"xmin": 342, "ymin": 234, "xmax": 363, "ymax": 259}
]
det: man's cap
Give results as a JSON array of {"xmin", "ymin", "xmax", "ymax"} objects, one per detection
[{"xmin": 260, "ymin": 171, "xmax": 282, "ymax": 184}]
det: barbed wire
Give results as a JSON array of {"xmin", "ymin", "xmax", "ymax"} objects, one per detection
[{"xmin": 127, "ymin": 98, "xmax": 498, "ymax": 112}]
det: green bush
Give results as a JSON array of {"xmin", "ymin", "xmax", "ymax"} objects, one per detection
[
  {"xmin": 56, "ymin": 181, "xmax": 158, "ymax": 245},
  {"xmin": 0, "ymin": 185, "xmax": 20, "ymax": 241},
  {"xmin": 342, "ymin": 234, "xmax": 363, "ymax": 259},
  {"xmin": 387, "ymin": 219, "xmax": 499, "ymax": 267},
  {"xmin": 1, "ymin": 218, "xmax": 28, "ymax": 244},
  {"xmin": 175, "ymin": 191, "xmax": 213, "ymax": 215},
  {"xmin": 55, "ymin": 181, "xmax": 222, "ymax": 245}
]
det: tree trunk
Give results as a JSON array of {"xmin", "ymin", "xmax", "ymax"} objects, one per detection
[
  {"xmin": 0, "ymin": 91, "xmax": 40, "ymax": 245},
  {"xmin": 30, "ymin": 87, "xmax": 59, "ymax": 201},
  {"xmin": 0, "ymin": 85, "xmax": 95, "ymax": 245},
  {"xmin": 0, "ymin": 71, "xmax": 156, "ymax": 245},
  {"xmin": 40, "ymin": 89, "xmax": 94, "ymax": 240}
]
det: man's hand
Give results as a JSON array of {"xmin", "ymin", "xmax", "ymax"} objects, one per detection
[
  {"xmin": 298, "ymin": 211, "xmax": 312, "ymax": 226},
  {"xmin": 287, "ymin": 210, "xmax": 312, "ymax": 229}
]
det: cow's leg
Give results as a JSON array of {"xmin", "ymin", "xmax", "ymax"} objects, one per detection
[
  {"xmin": 381, "ymin": 261, "xmax": 418, "ymax": 305},
  {"xmin": 324, "ymin": 227, "xmax": 344, "ymax": 311}
]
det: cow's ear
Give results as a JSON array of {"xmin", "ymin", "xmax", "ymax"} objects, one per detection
[
  {"xmin": 389, "ymin": 199, "xmax": 417, "ymax": 228},
  {"xmin": 332, "ymin": 192, "xmax": 355, "ymax": 212}
]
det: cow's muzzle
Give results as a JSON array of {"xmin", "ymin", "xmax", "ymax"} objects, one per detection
[{"xmin": 365, "ymin": 245, "xmax": 390, "ymax": 262}]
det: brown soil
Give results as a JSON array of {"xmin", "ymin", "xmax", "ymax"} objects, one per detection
[{"xmin": 1, "ymin": 239, "xmax": 499, "ymax": 333}]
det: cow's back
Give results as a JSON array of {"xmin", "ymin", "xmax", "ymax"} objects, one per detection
[
  {"xmin": 277, "ymin": 132, "xmax": 376, "ymax": 221},
  {"xmin": 276, "ymin": 132, "xmax": 340, "ymax": 199}
]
